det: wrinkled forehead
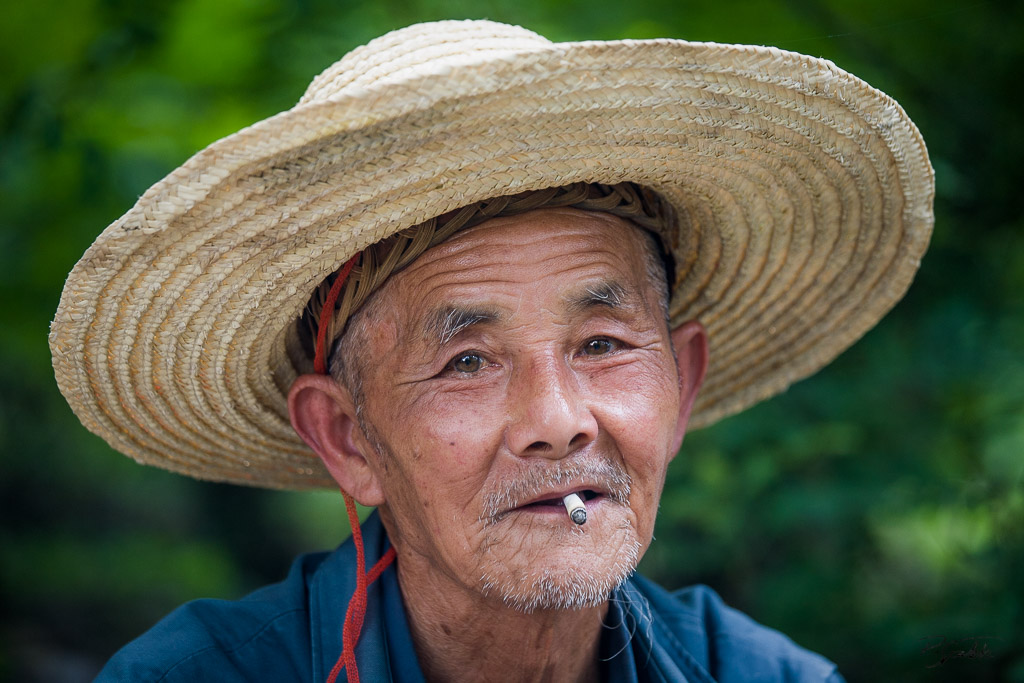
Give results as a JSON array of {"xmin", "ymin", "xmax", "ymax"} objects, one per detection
[
  {"xmin": 299, "ymin": 183, "xmax": 676, "ymax": 371},
  {"xmin": 370, "ymin": 208, "xmax": 664, "ymax": 341}
]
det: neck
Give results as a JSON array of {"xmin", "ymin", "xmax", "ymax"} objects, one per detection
[{"xmin": 394, "ymin": 551, "xmax": 608, "ymax": 683}]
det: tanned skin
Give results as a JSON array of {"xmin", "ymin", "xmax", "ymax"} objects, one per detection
[{"xmin": 290, "ymin": 209, "xmax": 707, "ymax": 683}]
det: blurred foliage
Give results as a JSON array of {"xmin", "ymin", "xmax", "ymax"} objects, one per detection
[{"xmin": 1, "ymin": 0, "xmax": 1021, "ymax": 681}]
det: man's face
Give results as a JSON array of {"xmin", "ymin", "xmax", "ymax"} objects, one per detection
[{"xmin": 347, "ymin": 208, "xmax": 691, "ymax": 611}]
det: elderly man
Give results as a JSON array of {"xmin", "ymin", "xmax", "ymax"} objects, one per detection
[{"xmin": 50, "ymin": 20, "xmax": 932, "ymax": 683}]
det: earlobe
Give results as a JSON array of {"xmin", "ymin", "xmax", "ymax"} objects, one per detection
[
  {"xmin": 669, "ymin": 320, "xmax": 709, "ymax": 451},
  {"xmin": 288, "ymin": 374, "xmax": 386, "ymax": 506}
]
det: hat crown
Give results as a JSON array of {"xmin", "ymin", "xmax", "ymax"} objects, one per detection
[{"xmin": 298, "ymin": 20, "xmax": 552, "ymax": 106}]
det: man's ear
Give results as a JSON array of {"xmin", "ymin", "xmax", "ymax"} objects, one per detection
[
  {"xmin": 288, "ymin": 374, "xmax": 385, "ymax": 507},
  {"xmin": 669, "ymin": 320, "xmax": 708, "ymax": 452}
]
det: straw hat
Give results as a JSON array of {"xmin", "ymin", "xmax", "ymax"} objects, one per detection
[{"xmin": 50, "ymin": 20, "xmax": 934, "ymax": 489}]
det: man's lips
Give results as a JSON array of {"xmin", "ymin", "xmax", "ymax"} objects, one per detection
[
  {"xmin": 480, "ymin": 461, "xmax": 631, "ymax": 524},
  {"xmin": 517, "ymin": 489, "xmax": 603, "ymax": 510}
]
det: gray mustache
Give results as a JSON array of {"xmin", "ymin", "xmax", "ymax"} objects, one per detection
[{"xmin": 481, "ymin": 459, "xmax": 632, "ymax": 524}]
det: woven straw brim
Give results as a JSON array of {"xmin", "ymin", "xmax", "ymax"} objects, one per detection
[{"xmin": 50, "ymin": 30, "xmax": 933, "ymax": 489}]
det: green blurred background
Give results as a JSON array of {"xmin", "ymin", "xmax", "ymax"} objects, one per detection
[{"xmin": 2, "ymin": 0, "xmax": 1021, "ymax": 680}]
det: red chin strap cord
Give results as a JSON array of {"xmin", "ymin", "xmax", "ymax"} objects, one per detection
[
  {"xmin": 315, "ymin": 254, "xmax": 398, "ymax": 683},
  {"xmin": 313, "ymin": 255, "xmax": 358, "ymax": 376},
  {"xmin": 326, "ymin": 494, "xmax": 397, "ymax": 683}
]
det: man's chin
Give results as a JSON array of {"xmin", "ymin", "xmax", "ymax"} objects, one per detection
[{"xmin": 478, "ymin": 537, "xmax": 642, "ymax": 614}]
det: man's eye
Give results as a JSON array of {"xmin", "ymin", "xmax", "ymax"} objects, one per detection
[
  {"xmin": 448, "ymin": 352, "xmax": 485, "ymax": 373},
  {"xmin": 582, "ymin": 338, "xmax": 616, "ymax": 356}
]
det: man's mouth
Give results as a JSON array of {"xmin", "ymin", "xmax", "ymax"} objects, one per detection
[
  {"xmin": 481, "ymin": 461, "xmax": 632, "ymax": 526},
  {"xmin": 519, "ymin": 489, "xmax": 602, "ymax": 509}
]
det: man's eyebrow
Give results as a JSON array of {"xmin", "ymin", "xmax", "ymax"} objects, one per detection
[
  {"xmin": 426, "ymin": 306, "xmax": 501, "ymax": 345},
  {"xmin": 565, "ymin": 281, "xmax": 631, "ymax": 314}
]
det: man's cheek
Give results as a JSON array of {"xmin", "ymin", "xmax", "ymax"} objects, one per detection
[{"xmin": 407, "ymin": 467, "xmax": 479, "ymax": 527}]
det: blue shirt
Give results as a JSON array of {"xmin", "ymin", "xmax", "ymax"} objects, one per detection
[{"xmin": 96, "ymin": 513, "xmax": 843, "ymax": 682}]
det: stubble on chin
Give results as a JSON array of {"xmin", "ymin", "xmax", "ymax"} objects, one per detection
[
  {"xmin": 477, "ymin": 516, "xmax": 641, "ymax": 613},
  {"xmin": 475, "ymin": 458, "xmax": 641, "ymax": 613}
]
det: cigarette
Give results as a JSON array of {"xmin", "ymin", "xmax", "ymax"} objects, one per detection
[{"xmin": 562, "ymin": 493, "xmax": 587, "ymax": 525}]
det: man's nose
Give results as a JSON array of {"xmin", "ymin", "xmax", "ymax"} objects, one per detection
[{"xmin": 505, "ymin": 357, "xmax": 598, "ymax": 459}]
